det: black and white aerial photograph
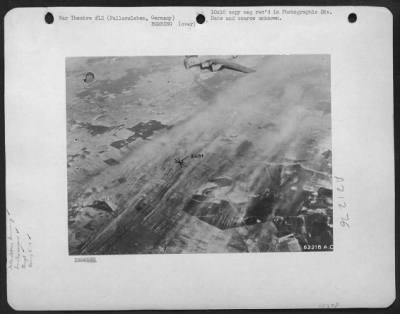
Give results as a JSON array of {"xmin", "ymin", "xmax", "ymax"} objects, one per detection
[{"xmin": 67, "ymin": 55, "xmax": 332, "ymax": 255}]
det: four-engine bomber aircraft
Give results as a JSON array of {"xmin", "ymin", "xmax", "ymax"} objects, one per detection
[{"xmin": 184, "ymin": 55, "xmax": 256, "ymax": 73}]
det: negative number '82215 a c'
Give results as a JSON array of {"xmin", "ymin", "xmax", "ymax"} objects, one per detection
[{"xmin": 303, "ymin": 244, "xmax": 334, "ymax": 251}]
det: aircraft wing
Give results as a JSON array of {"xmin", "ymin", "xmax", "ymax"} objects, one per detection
[{"xmin": 209, "ymin": 58, "xmax": 256, "ymax": 73}]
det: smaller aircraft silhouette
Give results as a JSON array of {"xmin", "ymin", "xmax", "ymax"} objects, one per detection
[
  {"xmin": 184, "ymin": 56, "xmax": 256, "ymax": 73},
  {"xmin": 174, "ymin": 156, "xmax": 189, "ymax": 168}
]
